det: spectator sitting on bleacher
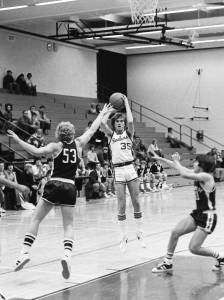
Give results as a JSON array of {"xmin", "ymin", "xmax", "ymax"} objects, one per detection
[
  {"xmin": 27, "ymin": 105, "xmax": 38, "ymax": 121},
  {"xmin": 38, "ymin": 105, "xmax": 51, "ymax": 135},
  {"xmin": 4, "ymin": 163, "xmax": 23, "ymax": 210},
  {"xmin": 85, "ymin": 162, "xmax": 108, "ymax": 200},
  {"xmin": 87, "ymin": 144, "xmax": 99, "ymax": 164},
  {"xmin": 101, "ymin": 162, "xmax": 115, "ymax": 196},
  {"xmin": 27, "ymin": 128, "xmax": 45, "ymax": 148},
  {"xmin": 97, "ymin": 145, "xmax": 111, "ymax": 166},
  {"xmin": 75, "ymin": 158, "xmax": 87, "ymax": 197},
  {"xmin": 16, "ymin": 110, "xmax": 38, "ymax": 140},
  {"xmin": 16, "ymin": 73, "xmax": 30, "ymax": 95},
  {"xmin": 3, "ymin": 70, "xmax": 19, "ymax": 94},
  {"xmin": 134, "ymin": 136, "xmax": 147, "ymax": 160},
  {"xmin": 21, "ymin": 163, "xmax": 37, "ymax": 206},
  {"xmin": 166, "ymin": 127, "xmax": 193, "ymax": 151},
  {"xmin": 149, "ymin": 160, "xmax": 170, "ymax": 190},
  {"xmin": 147, "ymin": 138, "xmax": 164, "ymax": 158},
  {"xmin": 26, "ymin": 73, "xmax": 37, "ymax": 96}
]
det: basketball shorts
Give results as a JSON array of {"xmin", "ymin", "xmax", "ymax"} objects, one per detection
[
  {"xmin": 42, "ymin": 179, "xmax": 76, "ymax": 206},
  {"xmin": 114, "ymin": 164, "xmax": 138, "ymax": 184},
  {"xmin": 190, "ymin": 209, "xmax": 217, "ymax": 234}
]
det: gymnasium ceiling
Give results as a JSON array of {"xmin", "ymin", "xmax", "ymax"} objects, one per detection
[{"xmin": 1, "ymin": 0, "xmax": 224, "ymax": 54}]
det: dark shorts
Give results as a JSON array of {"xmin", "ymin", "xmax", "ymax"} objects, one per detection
[
  {"xmin": 42, "ymin": 180, "xmax": 76, "ymax": 206},
  {"xmin": 190, "ymin": 209, "xmax": 217, "ymax": 234}
]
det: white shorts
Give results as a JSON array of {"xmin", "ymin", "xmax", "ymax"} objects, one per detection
[{"xmin": 114, "ymin": 164, "xmax": 138, "ymax": 184}]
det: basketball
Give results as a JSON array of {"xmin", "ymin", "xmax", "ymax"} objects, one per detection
[{"xmin": 109, "ymin": 92, "xmax": 125, "ymax": 111}]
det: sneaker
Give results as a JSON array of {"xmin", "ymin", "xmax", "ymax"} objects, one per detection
[
  {"xmin": 14, "ymin": 252, "xmax": 30, "ymax": 272},
  {"xmin": 119, "ymin": 236, "xmax": 128, "ymax": 252},
  {"xmin": 152, "ymin": 260, "xmax": 173, "ymax": 273},
  {"xmin": 212, "ymin": 256, "xmax": 224, "ymax": 271},
  {"xmin": 137, "ymin": 231, "xmax": 146, "ymax": 248},
  {"xmin": 61, "ymin": 257, "xmax": 71, "ymax": 279},
  {"xmin": 0, "ymin": 208, "xmax": 6, "ymax": 214}
]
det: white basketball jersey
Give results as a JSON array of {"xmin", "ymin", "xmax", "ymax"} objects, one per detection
[{"xmin": 109, "ymin": 130, "xmax": 134, "ymax": 164}]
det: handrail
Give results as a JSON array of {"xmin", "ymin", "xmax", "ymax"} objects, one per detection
[
  {"xmin": 0, "ymin": 140, "xmax": 28, "ymax": 160},
  {"xmin": 97, "ymin": 83, "xmax": 224, "ymax": 151}
]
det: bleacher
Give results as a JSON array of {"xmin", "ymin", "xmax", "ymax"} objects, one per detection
[{"xmin": 0, "ymin": 89, "xmax": 195, "ymax": 188}]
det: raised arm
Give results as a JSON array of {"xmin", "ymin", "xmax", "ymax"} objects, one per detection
[
  {"xmin": 123, "ymin": 95, "xmax": 134, "ymax": 137},
  {"xmin": 7, "ymin": 130, "xmax": 59, "ymax": 157},
  {"xmin": 101, "ymin": 110, "xmax": 113, "ymax": 137},
  {"xmin": 76, "ymin": 104, "xmax": 114, "ymax": 147}
]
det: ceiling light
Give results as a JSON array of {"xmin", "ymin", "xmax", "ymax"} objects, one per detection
[
  {"xmin": 0, "ymin": 5, "xmax": 28, "ymax": 11},
  {"xmin": 193, "ymin": 38, "xmax": 224, "ymax": 44},
  {"xmin": 126, "ymin": 44, "xmax": 165, "ymax": 49},
  {"xmin": 36, "ymin": 0, "xmax": 77, "ymax": 6}
]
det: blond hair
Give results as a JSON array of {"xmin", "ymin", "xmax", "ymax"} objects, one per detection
[{"xmin": 55, "ymin": 121, "xmax": 75, "ymax": 142}]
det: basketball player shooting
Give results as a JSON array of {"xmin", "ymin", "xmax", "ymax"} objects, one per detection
[
  {"xmin": 101, "ymin": 93, "xmax": 145, "ymax": 252},
  {"xmin": 7, "ymin": 103, "xmax": 114, "ymax": 279}
]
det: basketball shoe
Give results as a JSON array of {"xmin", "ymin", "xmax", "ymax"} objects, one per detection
[
  {"xmin": 14, "ymin": 252, "xmax": 30, "ymax": 271},
  {"xmin": 152, "ymin": 258, "xmax": 173, "ymax": 273},
  {"xmin": 119, "ymin": 236, "xmax": 128, "ymax": 252},
  {"xmin": 61, "ymin": 256, "xmax": 71, "ymax": 279},
  {"xmin": 136, "ymin": 231, "xmax": 146, "ymax": 248}
]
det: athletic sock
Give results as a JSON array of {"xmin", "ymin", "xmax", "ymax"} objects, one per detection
[
  {"xmin": 21, "ymin": 233, "xmax": 36, "ymax": 254},
  {"xmin": 134, "ymin": 211, "xmax": 143, "ymax": 233},
  {"xmin": 118, "ymin": 214, "xmax": 127, "ymax": 239},
  {"xmin": 63, "ymin": 239, "xmax": 73, "ymax": 258},
  {"xmin": 165, "ymin": 252, "xmax": 174, "ymax": 264}
]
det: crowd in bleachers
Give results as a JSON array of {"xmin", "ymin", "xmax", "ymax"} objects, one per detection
[
  {"xmin": 3, "ymin": 70, "xmax": 37, "ymax": 96},
  {"xmin": 1, "ymin": 84, "xmax": 224, "ymax": 211}
]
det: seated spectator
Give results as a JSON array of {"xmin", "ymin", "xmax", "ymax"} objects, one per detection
[
  {"xmin": 16, "ymin": 110, "xmax": 38, "ymax": 140},
  {"xmin": 85, "ymin": 162, "xmax": 108, "ymax": 200},
  {"xmin": 134, "ymin": 136, "xmax": 147, "ymax": 160},
  {"xmin": 85, "ymin": 103, "xmax": 97, "ymax": 119},
  {"xmin": 87, "ymin": 145, "xmax": 99, "ymax": 164},
  {"xmin": 101, "ymin": 162, "xmax": 115, "ymax": 196},
  {"xmin": 27, "ymin": 105, "xmax": 38, "ymax": 121},
  {"xmin": 166, "ymin": 127, "xmax": 193, "ymax": 151},
  {"xmin": 32, "ymin": 158, "xmax": 45, "ymax": 183},
  {"xmin": 21, "ymin": 163, "xmax": 38, "ymax": 205},
  {"xmin": 26, "ymin": 73, "xmax": 37, "ymax": 96},
  {"xmin": 3, "ymin": 103, "xmax": 16, "ymax": 132},
  {"xmin": 149, "ymin": 161, "xmax": 170, "ymax": 190},
  {"xmin": 97, "ymin": 145, "xmax": 111, "ymax": 166},
  {"xmin": 31, "ymin": 112, "xmax": 40, "ymax": 129},
  {"xmin": 147, "ymin": 138, "xmax": 164, "ymax": 158},
  {"xmin": 27, "ymin": 128, "xmax": 45, "ymax": 148},
  {"xmin": 4, "ymin": 163, "xmax": 23, "ymax": 210},
  {"xmin": 75, "ymin": 158, "xmax": 88, "ymax": 197},
  {"xmin": 16, "ymin": 73, "xmax": 29, "ymax": 95},
  {"xmin": 0, "ymin": 162, "xmax": 6, "ymax": 213},
  {"xmin": 3, "ymin": 70, "xmax": 19, "ymax": 94},
  {"xmin": 92, "ymin": 127, "xmax": 107, "ymax": 148},
  {"xmin": 38, "ymin": 105, "xmax": 51, "ymax": 135}
]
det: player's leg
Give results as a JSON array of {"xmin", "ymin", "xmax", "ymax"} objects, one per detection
[
  {"xmin": 60, "ymin": 205, "xmax": 75, "ymax": 279},
  {"xmin": 152, "ymin": 215, "xmax": 196, "ymax": 273},
  {"xmin": 15, "ymin": 199, "xmax": 53, "ymax": 271},
  {"xmin": 116, "ymin": 182, "xmax": 128, "ymax": 251},
  {"xmin": 128, "ymin": 178, "xmax": 146, "ymax": 247}
]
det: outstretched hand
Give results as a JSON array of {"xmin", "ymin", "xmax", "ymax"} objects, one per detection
[
  {"xmin": 7, "ymin": 130, "xmax": 20, "ymax": 141},
  {"xmin": 101, "ymin": 103, "xmax": 116, "ymax": 116}
]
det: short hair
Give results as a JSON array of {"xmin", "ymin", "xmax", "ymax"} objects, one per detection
[
  {"xmin": 111, "ymin": 113, "xmax": 127, "ymax": 131},
  {"xmin": 39, "ymin": 105, "xmax": 45, "ymax": 109},
  {"xmin": 55, "ymin": 121, "xmax": 75, "ymax": 143},
  {"xmin": 195, "ymin": 154, "xmax": 216, "ymax": 173}
]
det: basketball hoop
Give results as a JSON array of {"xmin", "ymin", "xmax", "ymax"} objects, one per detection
[{"xmin": 129, "ymin": 0, "xmax": 159, "ymax": 24}]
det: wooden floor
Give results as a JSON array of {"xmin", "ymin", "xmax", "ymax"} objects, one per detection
[{"xmin": 1, "ymin": 183, "xmax": 224, "ymax": 300}]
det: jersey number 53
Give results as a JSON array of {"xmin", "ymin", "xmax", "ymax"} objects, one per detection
[{"xmin": 62, "ymin": 148, "xmax": 77, "ymax": 163}]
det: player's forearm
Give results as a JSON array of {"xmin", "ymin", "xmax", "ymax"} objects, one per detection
[
  {"xmin": 0, "ymin": 177, "xmax": 24, "ymax": 192},
  {"xmin": 88, "ymin": 110, "xmax": 107, "ymax": 134},
  {"xmin": 124, "ymin": 98, "xmax": 133, "ymax": 123},
  {"xmin": 14, "ymin": 137, "xmax": 42, "ymax": 156}
]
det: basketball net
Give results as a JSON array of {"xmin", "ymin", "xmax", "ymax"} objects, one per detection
[{"xmin": 129, "ymin": 0, "xmax": 159, "ymax": 24}]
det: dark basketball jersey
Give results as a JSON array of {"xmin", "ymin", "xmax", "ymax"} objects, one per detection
[
  {"xmin": 194, "ymin": 180, "xmax": 216, "ymax": 211},
  {"xmin": 51, "ymin": 141, "xmax": 79, "ymax": 181}
]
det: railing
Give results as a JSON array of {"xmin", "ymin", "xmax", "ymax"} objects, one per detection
[{"xmin": 97, "ymin": 84, "xmax": 224, "ymax": 152}]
